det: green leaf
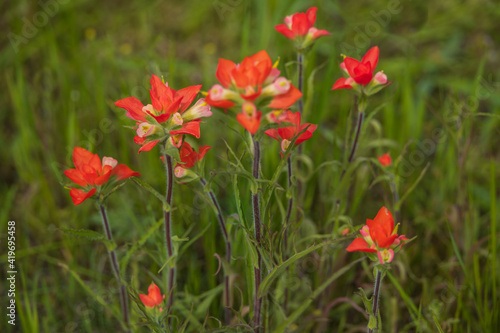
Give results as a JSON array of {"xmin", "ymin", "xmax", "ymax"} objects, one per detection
[
  {"xmin": 120, "ymin": 218, "xmax": 163, "ymax": 271},
  {"xmin": 244, "ymin": 234, "xmax": 259, "ymax": 269},
  {"xmin": 158, "ymin": 254, "xmax": 177, "ymax": 273},
  {"xmin": 131, "ymin": 177, "xmax": 167, "ymax": 206},
  {"xmin": 233, "ymin": 174, "xmax": 249, "ymax": 229},
  {"xmin": 274, "ymin": 257, "xmax": 365, "ymax": 332},
  {"xmin": 59, "ymin": 262, "xmax": 123, "ymax": 326},
  {"xmin": 395, "ymin": 162, "xmax": 430, "ymax": 210},
  {"xmin": 258, "ymin": 239, "xmax": 340, "ymax": 298},
  {"xmin": 59, "ymin": 228, "xmax": 116, "ymax": 252},
  {"xmin": 172, "ymin": 235, "xmax": 189, "ymax": 242}
]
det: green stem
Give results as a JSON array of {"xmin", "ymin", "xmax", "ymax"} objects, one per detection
[
  {"xmin": 252, "ymin": 137, "xmax": 262, "ymax": 333},
  {"xmin": 98, "ymin": 204, "xmax": 130, "ymax": 332},
  {"xmin": 296, "ymin": 52, "xmax": 304, "ymax": 200},
  {"xmin": 297, "ymin": 52, "xmax": 304, "ymax": 115},
  {"xmin": 163, "ymin": 153, "xmax": 175, "ymax": 310},
  {"xmin": 368, "ymin": 270, "xmax": 383, "ymax": 333},
  {"xmin": 200, "ymin": 177, "xmax": 232, "ymax": 325},
  {"xmin": 283, "ymin": 157, "xmax": 293, "ymax": 314}
]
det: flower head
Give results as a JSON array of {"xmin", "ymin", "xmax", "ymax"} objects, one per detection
[
  {"xmin": 64, "ymin": 147, "xmax": 140, "ymax": 205},
  {"xmin": 377, "ymin": 153, "xmax": 392, "ymax": 167},
  {"xmin": 346, "ymin": 207, "xmax": 408, "ymax": 265},
  {"xmin": 173, "ymin": 141, "xmax": 211, "ymax": 180},
  {"xmin": 275, "ymin": 7, "xmax": 330, "ymax": 49},
  {"xmin": 139, "ymin": 282, "xmax": 165, "ymax": 308},
  {"xmin": 332, "ymin": 46, "xmax": 390, "ymax": 95},
  {"xmin": 264, "ymin": 111, "xmax": 317, "ymax": 156},
  {"xmin": 115, "ymin": 75, "xmax": 211, "ymax": 153},
  {"xmin": 206, "ymin": 50, "xmax": 301, "ymax": 134}
]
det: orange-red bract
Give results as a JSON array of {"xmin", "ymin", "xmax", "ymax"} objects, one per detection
[
  {"xmin": 139, "ymin": 282, "xmax": 164, "ymax": 308},
  {"xmin": 346, "ymin": 207, "xmax": 408, "ymax": 265},
  {"xmin": 275, "ymin": 7, "xmax": 330, "ymax": 41},
  {"xmin": 64, "ymin": 147, "xmax": 140, "ymax": 205},
  {"xmin": 378, "ymin": 153, "xmax": 392, "ymax": 166}
]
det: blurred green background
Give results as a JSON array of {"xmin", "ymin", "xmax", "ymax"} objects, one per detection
[{"xmin": 1, "ymin": 0, "xmax": 499, "ymax": 332}]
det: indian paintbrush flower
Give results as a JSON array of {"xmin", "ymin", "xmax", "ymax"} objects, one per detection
[
  {"xmin": 115, "ymin": 75, "xmax": 212, "ymax": 153},
  {"xmin": 139, "ymin": 282, "xmax": 165, "ymax": 309},
  {"xmin": 64, "ymin": 147, "xmax": 140, "ymax": 205},
  {"xmin": 332, "ymin": 46, "xmax": 390, "ymax": 96},
  {"xmin": 264, "ymin": 110, "xmax": 317, "ymax": 156},
  {"xmin": 346, "ymin": 207, "xmax": 408, "ymax": 265},
  {"xmin": 206, "ymin": 50, "xmax": 301, "ymax": 135},
  {"xmin": 174, "ymin": 141, "xmax": 211, "ymax": 180},
  {"xmin": 275, "ymin": 7, "xmax": 330, "ymax": 50},
  {"xmin": 377, "ymin": 153, "xmax": 392, "ymax": 167}
]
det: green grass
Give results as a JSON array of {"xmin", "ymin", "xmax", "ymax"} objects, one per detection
[{"xmin": 2, "ymin": 0, "xmax": 500, "ymax": 332}]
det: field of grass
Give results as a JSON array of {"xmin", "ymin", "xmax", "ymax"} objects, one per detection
[{"xmin": 2, "ymin": 0, "xmax": 500, "ymax": 332}]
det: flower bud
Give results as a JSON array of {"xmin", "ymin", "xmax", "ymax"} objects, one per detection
[
  {"xmin": 281, "ymin": 139, "xmax": 291, "ymax": 152},
  {"xmin": 182, "ymin": 98, "xmax": 212, "ymax": 122},
  {"xmin": 102, "ymin": 156, "xmax": 118, "ymax": 168},
  {"xmin": 137, "ymin": 122, "xmax": 160, "ymax": 137},
  {"xmin": 209, "ymin": 84, "xmax": 239, "ymax": 101},
  {"xmin": 170, "ymin": 112, "xmax": 184, "ymax": 126},
  {"xmin": 261, "ymin": 77, "xmax": 291, "ymax": 97},
  {"xmin": 242, "ymin": 102, "xmax": 257, "ymax": 117},
  {"xmin": 373, "ymin": 71, "xmax": 387, "ymax": 85}
]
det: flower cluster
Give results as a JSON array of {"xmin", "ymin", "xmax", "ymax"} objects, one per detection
[
  {"xmin": 64, "ymin": 147, "xmax": 140, "ymax": 205},
  {"xmin": 205, "ymin": 50, "xmax": 301, "ymax": 134},
  {"xmin": 174, "ymin": 141, "xmax": 211, "ymax": 179},
  {"xmin": 332, "ymin": 46, "xmax": 389, "ymax": 96},
  {"xmin": 275, "ymin": 7, "xmax": 330, "ymax": 50},
  {"xmin": 265, "ymin": 110, "xmax": 317, "ymax": 157},
  {"xmin": 115, "ymin": 75, "xmax": 212, "ymax": 153},
  {"xmin": 346, "ymin": 207, "xmax": 408, "ymax": 264}
]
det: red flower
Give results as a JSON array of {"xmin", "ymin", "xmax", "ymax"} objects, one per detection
[
  {"xmin": 64, "ymin": 147, "xmax": 140, "ymax": 205},
  {"xmin": 346, "ymin": 207, "xmax": 408, "ymax": 264},
  {"xmin": 332, "ymin": 46, "xmax": 389, "ymax": 94},
  {"xmin": 206, "ymin": 50, "xmax": 302, "ymax": 126},
  {"xmin": 139, "ymin": 282, "xmax": 164, "ymax": 308},
  {"xmin": 377, "ymin": 153, "xmax": 392, "ymax": 167},
  {"xmin": 275, "ymin": 7, "xmax": 330, "ymax": 49},
  {"xmin": 115, "ymin": 75, "xmax": 211, "ymax": 153},
  {"xmin": 175, "ymin": 141, "xmax": 211, "ymax": 171},
  {"xmin": 264, "ymin": 110, "xmax": 317, "ymax": 155}
]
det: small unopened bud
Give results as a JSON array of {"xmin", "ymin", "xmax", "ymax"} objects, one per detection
[
  {"xmin": 171, "ymin": 112, "xmax": 183, "ymax": 126},
  {"xmin": 137, "ymin": 122, "xmax": 159, "ymax": 137},
  {"xmin": 242, "ymin": 102, "xmax": 257, "ymax": 117},
  {"xmin": 182, "ymin": 98, "xmax": 212, "ymax": 122},
  {"xmin": 373, "ymin": 71, "xmax": 387, "ymax": 85},
  {"xmin": 102, "ymin": 157, "xmax": 118, "ymax": 168},
  {"xmin": 281, "ymin": 139, "xmax": 291, "ymax": 152}
]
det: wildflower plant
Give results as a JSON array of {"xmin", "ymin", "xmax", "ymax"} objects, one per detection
[{"xmin": 57, "ymin": 5, "xmax": 419, "ymax": 333}]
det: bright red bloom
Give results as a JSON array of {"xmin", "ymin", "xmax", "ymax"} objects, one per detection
[
  {"xmin": 346, "ymin": 207, "xmax": 408, "ymax": 264},
  {"xmin": 115, "ymin": 75, "xmax": 211, "ymax": 153},
  {"xmin": 64, "ymin": 147, "xmax": 140, "ymax": 205},
  {"xmin": 264, "ymin": 111, "xmax": 317, "ymax": 154},
  {"xmin": 378, "ymin": 153, "xmax": 392, "ymax": 166},
  {"xmin": 206, "ymin": 50, "xmax": 302, "ymax": 122},
  {"xmin": 332, "ymin": 46, "xmax": 389, "ymax": 93},
  {"xmin": 139, "ymin": 282, "xmax": 164, "ymax": 308},
  {"xmin": 275, "ymin": 7, "xmax": 330, "ymax": 48},
  {"xmin": 177, "ymin": 141, "xmax": 211, "ymax": 169}
]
